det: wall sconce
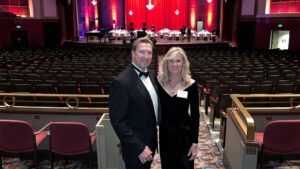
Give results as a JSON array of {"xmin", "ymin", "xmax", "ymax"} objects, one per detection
[
  {"xmin": 146, "ymin": 0, "xmax": 154, "ymax": 10},
  {"xmin": 91, "ymin": 0, "xmax": 97, "ymax": 6},
  {"xmin": 129, "ymin": 10, "xmax": 133, "ymax": 16}
]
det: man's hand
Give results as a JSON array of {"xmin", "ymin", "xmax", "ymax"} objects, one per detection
[
  {"xmin": 187, "ymin": 143, "xmax": 198, "ymax": 160},
  {"xmin": 138, "ymin": 146, "xmax": 153, "ymax": 164}
]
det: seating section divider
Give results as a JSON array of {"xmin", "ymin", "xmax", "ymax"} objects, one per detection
[{"xmin": 96, "ymin": 113, "xmax": 125, "ymax": 169}]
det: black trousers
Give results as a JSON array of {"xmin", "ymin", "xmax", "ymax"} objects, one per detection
[{"xmin": 124, "ymin": 160, "xmax": 152, "ymax": 169}]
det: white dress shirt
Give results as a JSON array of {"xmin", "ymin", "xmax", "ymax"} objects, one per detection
[{"xmin": 132, "ymin": 63, "xmax": 159, "ymax": 122}]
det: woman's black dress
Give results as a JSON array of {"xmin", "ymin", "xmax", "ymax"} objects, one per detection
[{"xmin": 158, "ymin": 82, "xmax": 199, "ymax": 169}]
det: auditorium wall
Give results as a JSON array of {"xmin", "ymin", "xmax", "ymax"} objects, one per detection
[
  {"xmin": 237, "ymin": 20, "xmax": 256, "ymax": 48},
  {"xmin": 254, "ymin": 18, "xmax": 300, "ymax": 50},
  {"xmin": 0, "ymin": 0, "xmax": 62, "ymax": 47},
  {"xmin": 237, "ymin": 0, "xmax": 300, "ymax": 50},
  {"xmin": 237, "ymin": 18, "xmax": 300, "ymax": 50},
  {"xmin": 0, "ymin": 19, "xmax": 44, "ymax": 47},
  {"xmin": 221, "ymin": 0, "xmax": 238, "ymax": 45},
  {"xmin": 100, "ymin": 0, "xmax": 125, "ymax": 30},
  {"xmin": 0, "ymin": 19, "xmax": 61, "ymax": 47}
]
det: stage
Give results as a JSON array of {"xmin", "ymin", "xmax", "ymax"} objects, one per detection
[
  {"xmin": 76, "ymin": 34, "xmax": 228, "ymax": 46},
  {"xmin": 67, "ymin": 35, "xmax": 230, "ymax": 55}
]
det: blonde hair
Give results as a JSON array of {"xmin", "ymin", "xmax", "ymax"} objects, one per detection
[{"xmin": 158, "ymin": 47, "xmax": 192, "ymax": 86}]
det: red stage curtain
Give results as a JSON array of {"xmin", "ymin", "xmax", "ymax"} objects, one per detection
[
  {"xmin": 270, "ymin": 0, "xmax": 300, "ymax": 13},
  {"xmin": 126, "ymin": 0, "xmax": 187, "ymax": 31}
]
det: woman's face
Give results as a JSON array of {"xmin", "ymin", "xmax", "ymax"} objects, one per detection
[{"xmin": 167, "ymin": 54, "xmax": 183, "ymax": 75}]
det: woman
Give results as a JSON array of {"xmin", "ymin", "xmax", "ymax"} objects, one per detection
[{"xmin": 157, "ymin": 47, "xmax": 199, "ymax": 169}]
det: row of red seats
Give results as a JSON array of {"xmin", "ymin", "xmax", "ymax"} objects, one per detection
[{"xmin": 0, "ymin": 120, "xmax": 96, "ymax": 169}]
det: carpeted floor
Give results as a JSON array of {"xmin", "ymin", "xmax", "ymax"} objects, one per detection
[
  {"xmin": 150, "ymin": 110, "xmax": 225, "ymax": 169},
  {"xmin": 1, "ymin": 158, "xmax": 96, "ymax": 169}
]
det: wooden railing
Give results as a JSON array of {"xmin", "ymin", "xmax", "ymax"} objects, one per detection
[{"xmin": 230, "ymin": 94, "xmax": 300, "ymax": 142}]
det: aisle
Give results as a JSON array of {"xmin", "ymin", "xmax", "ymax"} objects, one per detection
[{"xmin": 151, "ymin": 110, "xmax": 225, "ymax": 169}]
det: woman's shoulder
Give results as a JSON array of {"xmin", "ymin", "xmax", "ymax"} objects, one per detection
[
  {"xmin": 181, "ymin": 79, "xmax": 196, "ymax": 91},
  {"xmin": 186, "ymin": 79, "xmax": 196, "ymax": 88},
  {"xmin": 156, "ymin": 75, "xmax": 164, "ymax": 83}
]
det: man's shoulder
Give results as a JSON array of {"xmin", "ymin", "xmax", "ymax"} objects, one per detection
[
  {"xmin": 148, "ymin": 68, "xmax": 157, "ymax": 76},
  {"xmin": 114, "ymin": 66, "xmax": 132, "ymax": 81}
]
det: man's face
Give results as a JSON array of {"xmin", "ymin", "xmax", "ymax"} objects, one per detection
[{"xmin": 132, "ymin": 43, "xmax": 153, "ymax": 71}]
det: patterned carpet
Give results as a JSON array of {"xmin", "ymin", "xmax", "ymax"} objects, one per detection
[
  {"xmin": 150, "ymin": 110, "xmax": 225, "ymax": 169},
  {"xmin": 151, "ymin": 110, "xmax": 300, "ymax": 169},
  {"xmin": 1, "ymin": 158, "xmax": 95, "ymax": 169}
]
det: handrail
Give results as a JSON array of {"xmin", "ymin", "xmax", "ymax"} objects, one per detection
[
  {"xmin": 231, "ymin": 94, "xmax": 255, "ymax": 141},
  {"xmin": 0, "ymin": 93, "xmax": 109, "ymax": 97},
  {"xmin": 230, "ymin": 94, "xmax": 300, "ymax": 142},
  {"xmin": 0, "ymin": 93, "xmax": 109, "ymax": 113}
]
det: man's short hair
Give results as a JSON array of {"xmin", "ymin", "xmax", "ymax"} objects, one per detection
[{"xmin": 132, "ymin": 37, "xmax": 153, "ymax": 52}]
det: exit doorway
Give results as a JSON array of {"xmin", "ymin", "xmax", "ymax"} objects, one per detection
[{"xmin": 269, "ymin": 30, "xmax": 290, "ymax": 50}]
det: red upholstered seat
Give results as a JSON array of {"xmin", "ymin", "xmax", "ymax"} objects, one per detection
[
  {"xmin": 0, "ymin": 120, "xmax": 48, "ymax": 169},
  {"xmin": 255, "ymin": 120, "xmax": 300, "ymax": 169},
  {"xmin": 49, "ymin": 122, "xmax": 96, "ymax": 169}
]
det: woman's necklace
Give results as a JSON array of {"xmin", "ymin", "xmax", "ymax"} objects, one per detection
[{"xmin": 169, "ymin": 80, "xmax": 180, "ymax": 94}]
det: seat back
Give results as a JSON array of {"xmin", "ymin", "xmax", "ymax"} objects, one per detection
[
  {"xmin": 263, "ymin": 120, "xmax": 300, "ymax": 154},
  {"xmin": 49, "ymin": 122, "xmax": 92, "ymax": 155},
  {"xmin": 0, "ymin": 120, "xmax": 35, "ymax": 153},
  {"xmin": 231, "ymin": 84, "xmax": 252, "ymax": 94}
]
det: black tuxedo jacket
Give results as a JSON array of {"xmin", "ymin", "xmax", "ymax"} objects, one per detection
[{"xmin": 109, "ymin": 65, "xmax": 161, "ymax": 166}]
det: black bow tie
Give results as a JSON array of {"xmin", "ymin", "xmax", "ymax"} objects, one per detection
[
  {"xmin": 139, "ymin": 71, "xmax": 149, "ymax": 77},
  {"xmin": 132, "ymin": 65, "xmax": 149, "ymax": 77}
]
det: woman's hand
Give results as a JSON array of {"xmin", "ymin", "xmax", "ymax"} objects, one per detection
[{"xmin": 187, "ymin": 143, "xmax": 198, "ymax": 160}]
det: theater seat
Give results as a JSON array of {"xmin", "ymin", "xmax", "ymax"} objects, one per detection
[
  {"xmin": 0, "ymin": 120, "xmax": 48, "ymax": 169},
  {"xmin": 255, "ymin": 120, "xmax": 300, "ymax": 169},
  {"xmin": 49, "ymin": 122, "xmax": 96, "ymax": 169}
]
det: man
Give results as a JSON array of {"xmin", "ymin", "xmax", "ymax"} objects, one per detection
[
  {"xmin": 151, "ymin": 25, "xmax": 155, "ymax": 32},
  {"xmin": 109, "ymin": 37, "xmax": 160, "ymax": 169},
  {"xmin": 180, "ymin": 25, "xmax": 186, "ymax": 42},
  {"xmin": 187, "ymin": 26, "xmax": 192, "ymax": 42}
]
